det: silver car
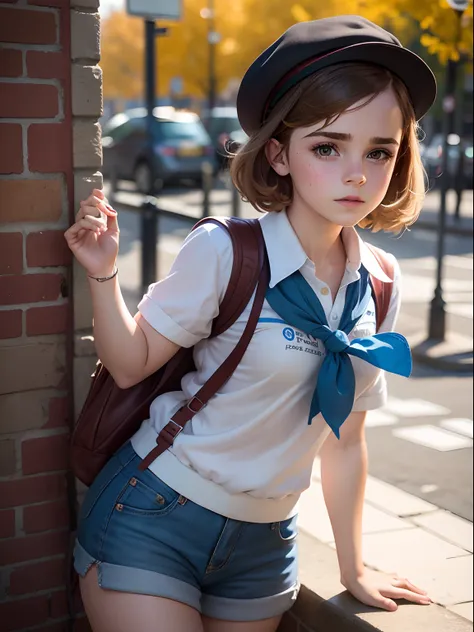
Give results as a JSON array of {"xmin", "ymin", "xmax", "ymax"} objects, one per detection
[{"xmin": 102, "ymin": 107, "xmax": 216, "ymax": 193}]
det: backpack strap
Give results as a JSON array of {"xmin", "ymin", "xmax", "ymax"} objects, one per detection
[
  {"xmin": 193, "ymin": 217, "xmax": 264, "ymax": 337},
  {"xmin": 138, "ymin": 216, "xmax": 268, "ymax": 471},
  {"xmin": 365, "ymin": 243, "xmax": 395, "ymax": 331}
]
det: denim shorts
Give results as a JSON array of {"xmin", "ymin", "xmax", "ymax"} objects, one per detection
[{"xmin": 74, "ymin": 441, "xmax": 299, "ymax": 622}]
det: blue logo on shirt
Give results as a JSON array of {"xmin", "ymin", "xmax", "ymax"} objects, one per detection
[{"xmin": 283, "ymin": 327, "xmax": 295, "ymax": 341}]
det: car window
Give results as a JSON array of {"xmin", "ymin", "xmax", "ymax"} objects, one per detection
[
  {"xmin": 209, "ymin": 117, "xmax": 242, "ymax": 135},
  {"xmin": 154, "ymin": 120, "xmax": 210, "ymax": 144},
  {"xmin": 103, "ymin": 118, "xmax": 145, "ymax": 142}
]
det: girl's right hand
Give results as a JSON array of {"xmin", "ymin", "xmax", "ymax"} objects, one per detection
[{"xmin": 64, "ymin": 189, "xmax": 119, "ymax": 278}]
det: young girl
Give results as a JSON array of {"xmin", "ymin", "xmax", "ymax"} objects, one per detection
[{"xmin": 65, "ymin": 15, "xmax": 437, "ymax": 632}]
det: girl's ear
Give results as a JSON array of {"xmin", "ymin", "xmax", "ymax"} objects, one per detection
[{"xmin": 265, "ymin": 138, "xmax": 290, "ymax": 176}]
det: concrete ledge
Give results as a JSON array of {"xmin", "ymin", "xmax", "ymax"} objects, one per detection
[{"xmin": 281, "ymin": 532, "xmax": 472, "ymax": 632}]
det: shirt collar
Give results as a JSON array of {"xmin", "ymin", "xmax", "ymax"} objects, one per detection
[
  {"xmin": 342, "ymin": 228, "xmax": 394, "ymax": 283},
  {"xmin": 259, "ymin": 210, "xmax": 308, "ymax": 288},
  {"xmin": 259, "ymin": 210, "xmax": 393, "ymax": 287}
]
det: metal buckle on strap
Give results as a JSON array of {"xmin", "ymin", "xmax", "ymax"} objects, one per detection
[
  {"xmin": 186, "ymin": 396, "xmax": 205, "ymax": 413},
  {"xmin": 167, "ymin": 420, "xmax": 183, "ymax": 437}
]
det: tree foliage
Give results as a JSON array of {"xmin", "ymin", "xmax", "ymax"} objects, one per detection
[{"xmin": 100, "ymin": 0, "xmax": 473, "ymax": 101}]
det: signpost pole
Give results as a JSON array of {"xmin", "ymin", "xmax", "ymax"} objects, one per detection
[
  {"xmin": 126, "ymin": 0, "xmax": 182, "ymax": 293},
  {"xmin": 428, "ymin": 3, "xmax": 467, "ymax": 341}
]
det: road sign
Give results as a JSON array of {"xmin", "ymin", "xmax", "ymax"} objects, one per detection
[
  {"xmin": 446, "ymin": 0, "xmax": 470, "ymax": 11},
  {"xmin": 127, "ymin": 0, "xmax": 182, "ymax": 20}
]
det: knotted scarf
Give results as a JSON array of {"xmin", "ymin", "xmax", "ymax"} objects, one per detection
[{"xmin": 265, "ymin": 267, "xmax": 412, "ymax": 438}]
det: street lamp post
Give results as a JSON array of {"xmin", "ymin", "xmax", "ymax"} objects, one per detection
[
  {"xmin": 208, "ymin": 0, "xmax": 217, "ymax": 112},
  {"xmin": 202, "ymin": 0, "xmax": 219, "ymax": 113},
  {"xmin": 428, "ymin": 0, "xmax": 468, "ymax": 341}
]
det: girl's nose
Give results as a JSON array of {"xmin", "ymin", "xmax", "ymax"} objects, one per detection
[{"xmin": 344, "ymin": 168, "xmax": 367, "ymax": 187}]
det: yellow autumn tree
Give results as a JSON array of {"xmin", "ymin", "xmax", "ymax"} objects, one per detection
[{"xmin": 100, "ymin": 0, "xmax": 473, "ymax": 101}]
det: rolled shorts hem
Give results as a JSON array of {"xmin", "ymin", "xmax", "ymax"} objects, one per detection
[
  {"xmin": 201, "ymin": 583, "xmax": 300, "ymax": 621},
  {"xmin": 74, "ymin": 540, "xmax": 299, "ymax": 621},
  {"xmin": 74, "ymin": 540, "xmax": 202, "ymax": 613}
]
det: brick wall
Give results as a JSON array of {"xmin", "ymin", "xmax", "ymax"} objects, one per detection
[{"xmin": 0, "ymin": 0, "xmax": 101, "ymax": 629}]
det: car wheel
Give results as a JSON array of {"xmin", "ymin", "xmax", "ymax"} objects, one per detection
[
  {"xmin": 134, "ymin": 161, "xmax": 153, "ymax": 194},
  {"xmin": 134, "ymin": 161, "xmax": 164, "ymax": 194}
]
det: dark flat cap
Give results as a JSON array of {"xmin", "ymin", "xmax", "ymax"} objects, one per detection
[{"xmin": 237, "ymin": 15, "xmax": 437, "ymax": 134}]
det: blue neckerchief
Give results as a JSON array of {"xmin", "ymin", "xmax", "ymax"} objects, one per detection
[{"xmin": 265, "ymin": 267, "xmax": 412, "ymax": 438}]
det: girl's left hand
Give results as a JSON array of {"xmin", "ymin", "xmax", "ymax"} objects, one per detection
[{"xmin": 342, "ymin": 569, "xmax": 432, "ymax": 611}]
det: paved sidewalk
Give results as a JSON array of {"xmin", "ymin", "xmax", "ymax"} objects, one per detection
[{"xmin": 298, "ymin": 458, "xmax": 473, "ymax": 626}]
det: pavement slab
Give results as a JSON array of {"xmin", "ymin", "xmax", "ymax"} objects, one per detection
[
  {"xmin": 363, "ymin": 475, "xmax": 439, "ymax": 518},
  {"xmin": 356, "ymin": 528, "xmax": 468, "ymax": 573},
  {"xmin": 412, "ymin": 510, "xmax": 473, "ymax": 553},
  {"xmin": 298, "ymin": 483, "xmax": 412, "ymax": 544},
  {"xmin": 448, "ymin": 602, "xmax": 474, "ymax": 624}
]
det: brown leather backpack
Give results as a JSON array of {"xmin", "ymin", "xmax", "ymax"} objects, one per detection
[{"xmin": 71, "ymin": 217, "xmax": 393, "ymax": 487}]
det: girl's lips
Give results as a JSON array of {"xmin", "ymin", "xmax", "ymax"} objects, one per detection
[{"xmin": 335, "ymin": 198, "xmax": 365, "ymax": 206}]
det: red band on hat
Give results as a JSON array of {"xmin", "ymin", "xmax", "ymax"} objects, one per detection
[{"xmin": 263, "ymin": 46, "xmax": 348, "ymax": 121}]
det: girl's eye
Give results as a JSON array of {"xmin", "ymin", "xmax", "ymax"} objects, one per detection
[
  {"xmin": 368, "ymin": 149, "xmax": 393, "ymax": 161},
  {"xmin": 312, "ymin": 143, "xmax": 338, "ymax": 158}
]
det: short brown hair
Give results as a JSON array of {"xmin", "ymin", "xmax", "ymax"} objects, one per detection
[{"xmin": 230, "ymin": 62, "xmax": 426, "ymax": 233}]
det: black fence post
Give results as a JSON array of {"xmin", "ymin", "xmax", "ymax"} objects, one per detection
[
  {"xmin": 109, "ymin": 167, "xmax": 118, "ymax": 207},
  {"xmin": 141, "ymin": 197, "xmax": 159, "ymax": 296},
  {"xmin": 231, "ymin": 183, "xmax": 240, "ymax": 218},
  {"xmin": 201, "ymin": 161, "xmax": 213, "ymax": 218}
]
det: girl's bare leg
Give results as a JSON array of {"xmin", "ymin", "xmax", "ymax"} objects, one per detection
[
  {"xmin": 80, "ymin": 565, "xmax": 204, "ymax": 632},
  {"xmin": 202, "ymin": 614, "xmax": 282, "ymax": 632}
]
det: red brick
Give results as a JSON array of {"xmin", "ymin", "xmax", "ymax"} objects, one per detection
[
  {"xmin": 9, "ymin": 556, "xmax": 66, "ymax": 594},
  {"xmin": 23, "ymin": 499, "xmax": 69, "ymax": 534},
  {"xmin": 0, "ymin": 310, "xmax": 22, "ymax": 339},
  {"xmin": 27, "ymin": 50, "xmax": 68, "ymax": 80},
  {"xmin": 30, "ymin": 0, "xmax": 69, "ymax": 5},
  {"xmin": 0, "ymin": 179, "xmax": 62, "ymax": 223},
  {"xmin": 40, "ymin": 624, "xmax": 70, "ymax": 632},
  {"xmin": 0, "ymin": 124, "xmax": 22, "ymax": 174},
  {"xmin": 26, "ymin": 304, "xmax": 68, "ymax": 336},
  {"xmin": 0, "ymin": 273, "xmax": 64, "ymax": 306},
  {"xmin": 0, "ymin": 48, "xmax": 22, "ymax": 78},
  {"xmin": 22, "ymin": 433, "xmax": 70, "ymax": 475},
  {"xmin": 0, "ymin": 595, "xmax": 49, "ymax": 631},
  {"xmin": 0, "ymin": 529, "xmax": 68, "ymax": 565},
  {"xmin": 49, "ymin": 589, "xmax": 69, "ymax": 618},
  {"xmin": 28, "ymin": 123, "xmax": 70, "ymax": 173},
  {"xmin": 0, "ymin": 83, "xmax": 58, "ymax": 118},
  {"xmin": 0, "ymin": 472, "xmax": 66, "ymax": 509},
  {"xmin": 26, "ymin": 230, "xmax": 71, "ymax": 266},
  {"xmin": 0, "ymin": 232, "xmax": 22, "ymax": 274},
  {"xmin": 74, "ymin": 618, "xmax": 93, "ymax": 632},
  {"xmin": 0, "ymin": 8, "xmax": 56, "ymax": 45},
  {"xmin": 0, "ymin": 439, "xmax": 16, "ymax": 476},
  {"xmin": 0, "ymin": 509, "xmax": 16, "ymax": 538},
  {"xmin": 37, "ymin": 624, "xmax": 69, "ymax": 632},
  {"xmin": 46, "ymin": 397, "xmax": 70, "ymax": 429}
]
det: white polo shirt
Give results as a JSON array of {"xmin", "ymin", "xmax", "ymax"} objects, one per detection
[{"xmin": 131, "ymin": 210, "xmax": 401, "ymax": 523}]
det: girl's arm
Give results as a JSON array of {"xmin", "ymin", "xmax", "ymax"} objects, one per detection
[
  {"xmin": 319, "ymin": 410, "xmax": 367, "ymax": 584},
  {"xmin": 88, "ymin": 276, "xmax": 180, "ymax": 389},
  {"xmin": 319, "ymin": 411, "xmax": 432, "ymax": 611}
]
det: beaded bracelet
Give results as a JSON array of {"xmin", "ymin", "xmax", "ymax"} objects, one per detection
[{"xmin": 88, "ymin": 267, "xmax": 118, "ymax": 283}]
